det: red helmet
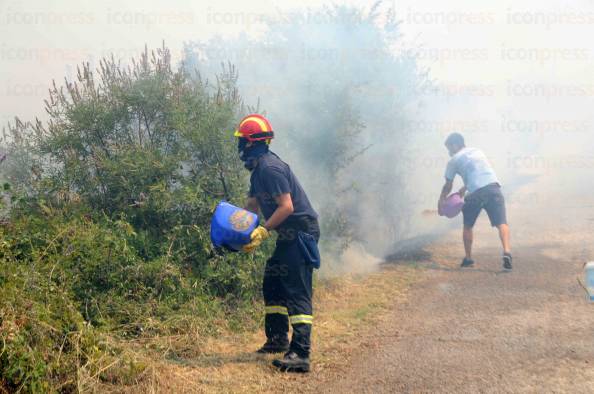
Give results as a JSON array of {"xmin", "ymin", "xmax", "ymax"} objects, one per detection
[{"xmin": 233, "ymin": 114, "xmax": 274, "ymax": 143}]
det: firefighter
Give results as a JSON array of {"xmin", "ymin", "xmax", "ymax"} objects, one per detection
[{"xmin": 234, "ymin": 114, "xmax": 320, "ymax": 373}]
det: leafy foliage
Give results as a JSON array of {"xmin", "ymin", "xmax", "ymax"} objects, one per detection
[
  {"xmin": 0, "ymin": 4, "xmax": 427, "ymax": 391},
  {"xmin": 0, "ymin": 44, "xmax": 271, "ymax": 392}
]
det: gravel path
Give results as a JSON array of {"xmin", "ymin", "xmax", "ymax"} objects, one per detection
[{"xmin": 321, "ymin": 190, "xmax": 594, "ymax": 393}]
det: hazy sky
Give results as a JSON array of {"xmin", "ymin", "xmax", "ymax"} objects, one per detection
[
  {"xmin": 1, "ymin": 0, "xmax": 593, "ymax": 165},
  {"xmin": 0, "ymin": 1, "xmax": 591, "ymax": 110}
]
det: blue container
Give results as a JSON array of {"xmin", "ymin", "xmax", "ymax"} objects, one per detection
[{"xmin": 210, "ymin": 201, "xmax": 259, "ymax": 252}]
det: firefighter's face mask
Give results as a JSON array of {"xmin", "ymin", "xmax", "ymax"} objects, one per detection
[
  {"xmin": 237, "ymin": 138, "xmax": 268, "ymax": 171},
  {"xmin": 237, "ymin": 137, "xmax": 249, "ymax": 161}
]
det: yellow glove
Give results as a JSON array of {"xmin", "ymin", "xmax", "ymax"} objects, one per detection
[{"xmin": 242, "ymin": 226, "xmax": 270, "ymax": 253}]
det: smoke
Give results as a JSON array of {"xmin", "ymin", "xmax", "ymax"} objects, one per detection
[
  {"xmin": 2, "ymin": 0, "xmax": 593, "ymax": 271},
  {"xmin": 184, "ymin": 4, "xmax": 433, "ymax": 270},
  {"xmin": 325, "ymin": 242, "xmax": 383, "ymax": 277},
  {"xmin": 183, "ymin": 2, "xmax": 594, "ymax": 271}
]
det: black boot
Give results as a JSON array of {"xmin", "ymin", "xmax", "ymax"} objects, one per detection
[
  {"xmin": 502, "ymin": 253, "xmax": 512, "ymax": 270},
  {"xmin": 460, "ymin": 257, "xmax": 474, "ymax": 267},
  {"xmin": 272, "ymin": 351, "xmax": 310, "ymax": 373},
  {"xmin": 256, "ymin": 336, "xmax": 289, "ymax": 354}
]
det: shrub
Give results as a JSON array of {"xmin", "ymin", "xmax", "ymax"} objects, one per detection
[{"xmin": 0, "ymin": 44, "xmax": 270, "ymax": 391}]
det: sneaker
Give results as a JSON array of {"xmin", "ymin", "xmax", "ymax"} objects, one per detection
[
  {"xmin": 460, "ymin": 258, "xmax": 475, "ymax": 267},
  {"xmin": 272, "ymin": 351, "xmax": 310, "ymax": 373},
  {"xmin": 503, "ymin": 253, "xmax": 512, "ymax": 270},
  {"xmin": 256, "ymin": 338, "xmax": 289, "ymax": 354}
]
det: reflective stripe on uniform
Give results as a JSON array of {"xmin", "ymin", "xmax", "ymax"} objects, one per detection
[
  {"xmin": 265, "ymin": 305, "xmax": 288, "ymax": 315},
  {"xmin": 289, "ymin": 314, "xmax": 313, "ymax": 325}
]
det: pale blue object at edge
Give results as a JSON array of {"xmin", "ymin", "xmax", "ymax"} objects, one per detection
[{"xmin": 586, "ymin": 262, "xmax": 594, "ymax": 302}]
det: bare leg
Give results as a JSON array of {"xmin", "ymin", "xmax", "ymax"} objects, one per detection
[
  {"xmin": 463, "ymin": 226, "xmax": 473, "ymax": 259},
  {"xmin": 497, "ymin": 224, "xmax": 511, "ymax": 254}
]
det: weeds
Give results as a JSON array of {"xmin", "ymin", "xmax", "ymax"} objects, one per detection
[{"xmin": 0, "ymin": 44, "xmax": 270, "ymax": 391}]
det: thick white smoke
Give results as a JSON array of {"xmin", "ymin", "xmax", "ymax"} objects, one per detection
[{"xmin": 184, "ymin": 5, "xmax": 432, "ymax": 271}]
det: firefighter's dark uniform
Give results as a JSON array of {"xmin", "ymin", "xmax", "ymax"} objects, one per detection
[{"xmin": 249, "ymin": 151, "xmax": 319, "ymax": 358}]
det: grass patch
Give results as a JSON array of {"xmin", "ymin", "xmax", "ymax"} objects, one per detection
[{"xmin": 91, "ymin": 265, "xmax": 420, "ymax": 393}]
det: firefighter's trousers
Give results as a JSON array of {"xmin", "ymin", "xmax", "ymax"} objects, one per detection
[{"xmin": 263, "ymin": 235, "xmax": 317, "ymax": 357}]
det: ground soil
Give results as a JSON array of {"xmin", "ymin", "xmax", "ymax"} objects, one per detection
[
  {"xmin": 103, "ymin": 179, "xmax": 594, "ymax": 393},
  {"xmin": 314, "ymin": 180, "xmax": 594, "ymax": 393}
]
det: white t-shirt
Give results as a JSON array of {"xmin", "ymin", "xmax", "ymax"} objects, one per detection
[{"xmin": 444, "ymin": 147, "xmax": 499, "ymax": 194}]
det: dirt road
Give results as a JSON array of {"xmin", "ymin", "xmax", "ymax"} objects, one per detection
[
  {"xmin": 320, "ymin": 184, "xmax": 594, "ymax": 393},
  {"xmin": 123, "ymin": 179, "xmax": 594, "ymax": 393}
]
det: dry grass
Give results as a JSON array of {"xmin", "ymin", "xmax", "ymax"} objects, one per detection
[{"xmin": 91, "ymin": 265, "xmax": 420, "ymax": 393}]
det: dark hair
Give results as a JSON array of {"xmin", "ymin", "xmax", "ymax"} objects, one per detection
[{"xmin": 445, "ymin": 132, "xmax": 465, "ymax": 147}]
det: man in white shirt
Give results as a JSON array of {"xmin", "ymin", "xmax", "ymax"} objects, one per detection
[{"xmin": 438, "ymin": 133, "xmax": 512, "ymax": 270}]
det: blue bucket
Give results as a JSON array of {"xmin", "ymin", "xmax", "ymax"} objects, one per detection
[{"xmin": 210, "ymin": 201, "xmax": 259, "ymax": 252}]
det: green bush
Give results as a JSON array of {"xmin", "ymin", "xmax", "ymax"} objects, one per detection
[
  {"xmin": 0, "ymin": 45, "xmax": 271, "ymax": 391},
  {"xmin": 0, "ymin": 4, "xmax": 426, "ymax": 389},
  {"xmin": 0, "ymin": 237, "xmax": 98, "ymax": 392}
]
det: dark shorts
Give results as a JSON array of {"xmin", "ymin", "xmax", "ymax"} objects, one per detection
[{"xmin": 462, "ymin": 183, "xmax": 507, "ymax": 228}]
